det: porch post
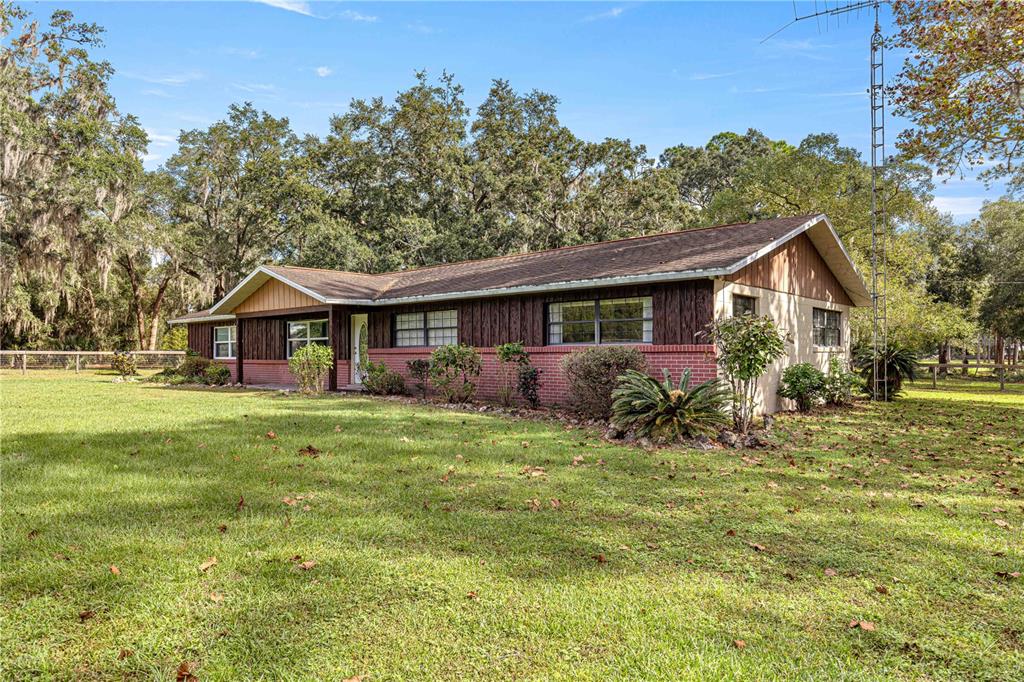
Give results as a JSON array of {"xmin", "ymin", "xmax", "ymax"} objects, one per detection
[
  {"xmin": 236, "ymin": 318, "xmax": 244, "ymax": 384},
  {"xmin": 328, "ymin": 306, "xmax": 338, "ymax": 391}
]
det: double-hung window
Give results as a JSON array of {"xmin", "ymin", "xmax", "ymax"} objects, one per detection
[
  {"xmin": 213, "ymin": 325, "xmax": 236, "ymax": 359},
  {"xmin": 394, "ymin": 310, "xmax": 458, "ymax": 347},
  {"xmin": 547, "ymin": 297, "xmax": 653, "ymax": 345},
  {"xmin": 732, "ymin": 294, "xmax": 757, "ymax": 317},
  {"xmin": 812, "ymin": 308, "xmax": 841, "ymax": 347},
  {"xmin": 287, "ymin": 320, "xmax": 329, "ymax": 357}
]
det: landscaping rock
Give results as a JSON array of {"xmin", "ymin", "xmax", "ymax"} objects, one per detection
[
  {"xmin": 717, "ymin": 430, "xmax": 739, "ymax": 448},
  {"xmin": 692, "ymin": 435, "xmax": 716, "ymax": 451},
  {"xmin": 637, "ymin": 437, "xmax": 654, "ymax": 450},
  {"xmin": 604, "ymin": 425, "xmax": 623, "ymax": 441}
]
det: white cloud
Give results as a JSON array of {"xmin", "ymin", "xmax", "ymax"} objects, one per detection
[
  {"xmin": 252, "ymin": 0, "xmax": 314, "ymax": 17},
  {"xmin": 232, "ymin": 82, "xmax": 278, "ymax": 94},
  {"xmin": 339, "ymin": 9, "xmax": 378, "ymax": 22},
  {"xmin": 932, "ymin": 196, "xmax": 986, "ymax": 218},
  {"xmin": 583, "ymin": 6, "xmax": 625, "ymax": 22},
  {"xmin": 145, "ymin": 129, "xmax": 176, "ymax": 147},
  {"xmin": 315, "ymin": 66, "xmax": 333, "ymax": 78},
  {"xmin": 221, "ymin": 47, "xmax": 260, "ymax": 59},
  {"xmin": 689, "ymin": 71, "xmax": 739, "ymax": 81},
  {"xmin": 127, "ymin": 71, "xmax": 204, "ymax": 86},
  {"xmin": 141, "ymin": 88, "xmax": 173, "ymax": 98},
  {"xmin": 406, "ymin": 21, "xmax": 436, "ymax": 35}
]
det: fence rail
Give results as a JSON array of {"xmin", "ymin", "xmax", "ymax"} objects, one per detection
[
  {"xmin": 0, "ymin": 350, "xmax": 185, "ymax": 373},
  {"xmin": 923, "ymin": 363, "xmax": 1022, "ymax": 391}
]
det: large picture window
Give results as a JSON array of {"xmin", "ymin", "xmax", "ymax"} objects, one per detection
[
  {"xmin": 812, "ymin": 308, "xmax": 842, "ymax": 347},
  {"xmin": 547, "ymin": 297, "xmax": 653, "ymax": 345},
  {"xmin": 287, "ymin": 319, "xmax": 329, "ymax": 358},
  {"xmin": 394, "ymin": 310, "xmax": 458, "ymax": 347},
  {"xmin": 213, "ymin": 325, "xmax": 236, "ymax": 359}
]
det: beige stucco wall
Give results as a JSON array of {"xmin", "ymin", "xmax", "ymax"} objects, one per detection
[{"xmin": 713, "ymin": 279, "xmax": 852, "ymax": 414}]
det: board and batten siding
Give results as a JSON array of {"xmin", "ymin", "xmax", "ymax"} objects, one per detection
[
  {"xmin": 726, "ymin": 232, "xmax": 853, "ymax": 306},
  {"xmin": 235, "ymin": 278, "xmax": 320, "ymax": 314},
  {"xmin": 366, "ymin": 280, "xmax": 714, "ymax": 349}
]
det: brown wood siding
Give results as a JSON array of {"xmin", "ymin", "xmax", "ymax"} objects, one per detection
[
  {"xmin": 727, "ymin": 233, "xmax": 854, "ymax": 306},
  {"xmin": 187, "ymin": 322, "xmax": 219, "ymax": 358},
  {"xmin": 242, "ymin": 318, "xmax": 284, "ymax": 360},
  {"xmin": 367, "ymin": 280, "xmax": 713, "ymax": 349},
  {"xmin": 234, "ymin": 278, "xmax": 319, "ymax": 314}
]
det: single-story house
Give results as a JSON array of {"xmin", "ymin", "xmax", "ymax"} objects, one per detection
[{"xmin": 170, "ymin": 213, "xmax": 870, "ymax": 413}]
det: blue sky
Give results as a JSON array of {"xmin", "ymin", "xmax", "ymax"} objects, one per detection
[{"xmin": 28, "ymin": 1, "xmax": 1005, "ymax": 220}]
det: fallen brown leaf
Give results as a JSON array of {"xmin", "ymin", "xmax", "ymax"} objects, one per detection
[
  {"xmin": 549, "ymin": 498, "xmax": 561, "ymax": 509},
  {"xmin": 199, "ymin": 556, "xmax": 218, "ymax": 572},
  {"xmin": 298, "ymin": 560, "xmax": 317, "ymax": 571},
  {"xmin": 265, "ymin": 431, "xmax": 277, "ymax": 439},
  {"xmin": 176, "ymin": 661, "xmax": 198, "ymax": 681},
  {"xmin": 724, "ymin": 529, "xmax": 736, "ymax": 537},
  {"xmin": 78, "ymin": 609, "xmax": 95, "ymax": 622},
  {"xmin": 343, "ymin": 676, "xmax": 364, "ymax": 682},
  {"xmin": 733, "ymin": 639, "xmax": 746, "ymax": 649},
  {"xmin": 109, "ymin": 565, "xmax": 120, "ymax": 576},
  {"xmin": 118, "ymin": 649, "xmax": 133, "ymax": 660},
  {"xmin": 824, "ymin": 568, "xmax": 838, "ymax": 577},
  {"xmin": 298, "ymin": 444, "xmax": 321, "ymax": 458},
  {"xmin": 209, "ymin": 591, "xmax": 224, "ymax": 603},
  {"xmin": 996, "ymin": 571, "xmax": 1021, "ymax": 579},
  {"xmin": 218, "ymin": 524, "xmax": 228, "ymax": 533},
  {"xmin": 236, "ymin": 495, "xmax": 245, "ymax": 511},
  {"xmin": 593, "ymin": 553, "xmax": 607, "ymax": 564},
  {"xmin": 466, "ymin": 591, "xmax": 479, "ymax": 600},
  {"xmin": 747, "ymin": 542, "xmax": 767, "ymax": 552},
  {"xmin": 875, "ymin": 585, "xmax": 889, "ymax": 595},
  {"xmin": 848, "ymin": 620, "xmax": 876, "ymax": 631}
]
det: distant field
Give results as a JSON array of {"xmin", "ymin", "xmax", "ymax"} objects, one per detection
[{"xmin": 2, "ymin": 371, "xmax": 1021, "ymax": 680}]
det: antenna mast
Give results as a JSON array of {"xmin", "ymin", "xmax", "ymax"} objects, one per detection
[{"xmin": 764, "ymin": 1, "xmax": 889, "ymax": 401}]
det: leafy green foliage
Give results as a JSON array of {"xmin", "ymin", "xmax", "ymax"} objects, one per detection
[
  {"xmin": 611, "ymin": 369, "xmax": 730, "ymax": 439},
  {"xmin": 855, "ymin": 343, "xmax": 920, "ymax": 401},
  {"xmin": 203, "ymin": 364, "xmax": 231, "ymax": 386},
  {"xmin": 429, "ymin": 344, "xmax": 482, "ymax": 403},
  {"xmin": 287, "ymin": 343, "xmax": 334, "ymax": 394},
  {"xmin": 821, "ymin": 356, "xmax": 860, "ymax": 406},
  {"xmin": 363, "ymin": 361, "xmax": 406, "ymax": 396},
  {"xmin": 177, "ymin": 352, "xmax": 211, "ymax": 380},
  {"xmin": 561, "ymin": 347, "xmax": 649, "ymax": 419},
  {"xmin": 110, "ymin": 351, "xmax": 138, "ymax": 377},
  {"xmin": 495, "ymin": 342, "xmax": 530, "ymax": 406},
  {"xmin": 776, "ymin": 363, "xmax": 826, "ymax": 413},
  {"xmin": 159, "ymin": 326, "xmax": 189, "ymax": 351},
  {"xmin": 516, "ymin": 365, "xmax": 542, "ymax": 408},
  {"xmin": 406, "ymin": 358, "xmax": 432, "ymax": 398},
  {"xmin": 704, "ymin": 315, "xmax": 788, "ymax": 432}
]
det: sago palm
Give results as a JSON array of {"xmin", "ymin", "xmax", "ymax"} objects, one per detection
[
  {"xmin": 611, "ymin": 368, "xmax": 731, "ymax": 440},
  {"xmin": 854, "ymin": 344, "xmax": 919, "ymax": 400}
]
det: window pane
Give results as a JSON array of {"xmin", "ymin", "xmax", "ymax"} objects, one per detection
[
  {"xmin": 307, "ymin": 320, "xmax": 328, "ymax": 339},
  {"xmin": 288, "ymin": 322, "xmax": 307, "ymax": 340},
  {"xmin": 395, "ymin": 313, "xmax": 424, "ymax": 331},
  {"xmin": 561, "ymin": 321, "xmax": 595, "ymax": 343},
  {"xmin": 600, "ymin": 319, "xmax": 643, "ymax": 343},
  {"xmin": 600, "ymin": 298, "xmax": 645, "ymax": 320},
  {"xmin": 396, "ymin": 329, "xmax": 424, "ymax": 347},
  {"xmin": 427, "ymin": 309, "xmax": 457, "ymax": 328},
  {"xmin": 288, "ymin": 339, "xmax": 307, "ymax": 356},
  {"xmin": 428, "ymin": 328, "xmax": 458, "ymax": 346},
  {"xmin": 214, "ymin": 326, "xmax": 233, "ymax": 342},
  {"xmin": 214, "ymin": 342, "xmax": 232, "ymax": 358},
  {"xmin": 561, "ymin": 301, "xmax": 595, "ymax": 322},
  {"xmin": 548, "ymin": 323, "xmax": 563, "ymax": 345},
  {"xmin": 733, "ymin": 295, "xmax": 756, "ymax": 317}
]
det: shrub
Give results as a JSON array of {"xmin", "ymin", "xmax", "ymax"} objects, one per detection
[
  {"xmin": 516, "ymin": 365, "xmax": 542, "ymax": 408},
  {"xmin": 854, "ymin": 343, "xmax": 919, "ymax": 400},
  {"xmin": 111, "ymin": 350, "xmax": 138, "ymax": 377},
  {"xmin": 159, "ymin": 326, "xmax": 188, "ymax": 351},
  {"xmin": 177, "ymin": 351, "xmax": 211, "ymax": 379},
  {"xmin": 561, "ymin": 346, "xmax": 648, "ymax": 419},
  {"xmin": 776, "ymin": 363, "xmax": 826, "ymax": 412},
  {"xmin": 822, "ymin": 356, "xmax": 859, "ymax": 406},
  {"xmin": 406, "ymin": 358, "xmax": 432, "ymax": 398},
  {"xmin": 611, "ymin": 368, "xmax": 731, "ymax": 440},
  {"xmin": 495, "ymin": 342, "xmax": 530, "ymax": 406},
  {"xmin": 203, "ymin": 364, "xmax": 232, "ymax": 386},
  {"xmin": 704, "ymin": 315, "xmax": 788, "ymax": 433},
  {"xmin": 288, "ymin": 343, "xmax": 334, "ymax": 394},
  {"xmin": 363, "ymin": 361, "xmax": 406, "ymax": 395},
  {"xmin": 430, "ymin": 344, "xmax": 482, "ymax": 403}
]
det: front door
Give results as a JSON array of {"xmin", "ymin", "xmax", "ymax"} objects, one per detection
[{"xmin": 350, "ymin": 313, "xmax": 369, "ymax": 384}]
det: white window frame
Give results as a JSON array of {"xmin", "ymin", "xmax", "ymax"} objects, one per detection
[
  {"xmin": 213, "ymin": 325, "xmax": 236, "ymax": 360},
  {"xmin": 287, "ymin": 319, "xmax": 329, "ymax": 358},
  {"xmin": 547, "ymin": 297, "xmax": 653, "ymax": 345},
  {"xmin": 393, "ymin": 310, "xmax": 458, "ymax": 348},
  {"xmin": 812, "ymin": 308, "xmax": 842, "ymax": 348}
]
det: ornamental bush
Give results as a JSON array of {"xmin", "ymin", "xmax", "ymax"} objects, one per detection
[
  {"xmin": 495, "ymin": 342, "xmax": 530, "ymax": 406},
  {"xmin": 203, "ymin": 363, "xmax": 232, "ymax": 386},
  {"xmin": 111, "ymin": 350, "xmax": 138, "ymax": 377},
  {"xmin": 363, "ymin": 361, "xmax": 406, "ymax": 395},
  {"xmin": 822, "ymin": 356, "xmax": 860, "ymax": 406},
  {"xmin": 611, "ymin": 368, "xmax": 731, "ymax": 440},
  {"xmin": 776, "ymin": 362, "xmax": 826, "ymax": 412},
  {"xmin": 561, "ymin": 346, "xmax": 648, "ymax": 419},
  {"xmin": 430, "ymin": 344, "xmax": 482, "ymax": 403},
  {"xmin": 516, "ymin": 365, "xmax": 542, "ymax": 408},
  {"xmin": 288, "ymin": 343, "xmax": 334, "ymax": 394},
  {"xmin": 177, "ymin": 351, "xmax": 211, "ymax": 379},
  {"xmin": 406, "ymin": 358, "xmax": 431, "ymax": 398}
]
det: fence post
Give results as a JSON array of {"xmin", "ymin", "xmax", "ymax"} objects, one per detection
[
  {"xmin": 21, "ymin": 351, "xmax": 27, "ymax": 375},
  {"xmin": 999, "ymin": 366, "xmax": 1006, "ymax": 392},
  {"xmin": 75, "ymin": 353, "xmax": 81, "ymax": 373},
  {"xmin": 932, "ymin": 365, "xmax": 937, "ymax": 389}
]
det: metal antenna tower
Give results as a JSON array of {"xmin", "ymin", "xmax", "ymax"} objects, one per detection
[{"xmin": 763, "ymin": 1, "xmax": 889, "ymax": 401}]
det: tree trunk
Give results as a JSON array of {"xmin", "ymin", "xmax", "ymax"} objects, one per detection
[{"xmin": 938, "ymin": 339, "xmax": 949, "ymax": 378}]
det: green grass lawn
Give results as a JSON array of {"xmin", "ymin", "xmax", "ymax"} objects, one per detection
[{"xmin": 2, "ymin": 371, "xmax": 1022, "ymax": 681}]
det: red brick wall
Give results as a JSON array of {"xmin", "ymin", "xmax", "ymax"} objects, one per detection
[
  {"xmin": 213, "ymin": 360, "xmax": 237, "ymax": 383},
  {"xmin": 234, "ymin": 359, "xmax": 350, "ymax": 388},
  {"xmin": 368, "ymin": 344, "xmax": 717, "ymax": 405}
]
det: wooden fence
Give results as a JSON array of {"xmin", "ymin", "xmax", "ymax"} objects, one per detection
[
  {"xmin": 922, "ymin": 363, "xmax": 1022, "ymax": 391},
  {"xmin": 0, "ymin": 350, "xmax": 185, "ymax": 373}
]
